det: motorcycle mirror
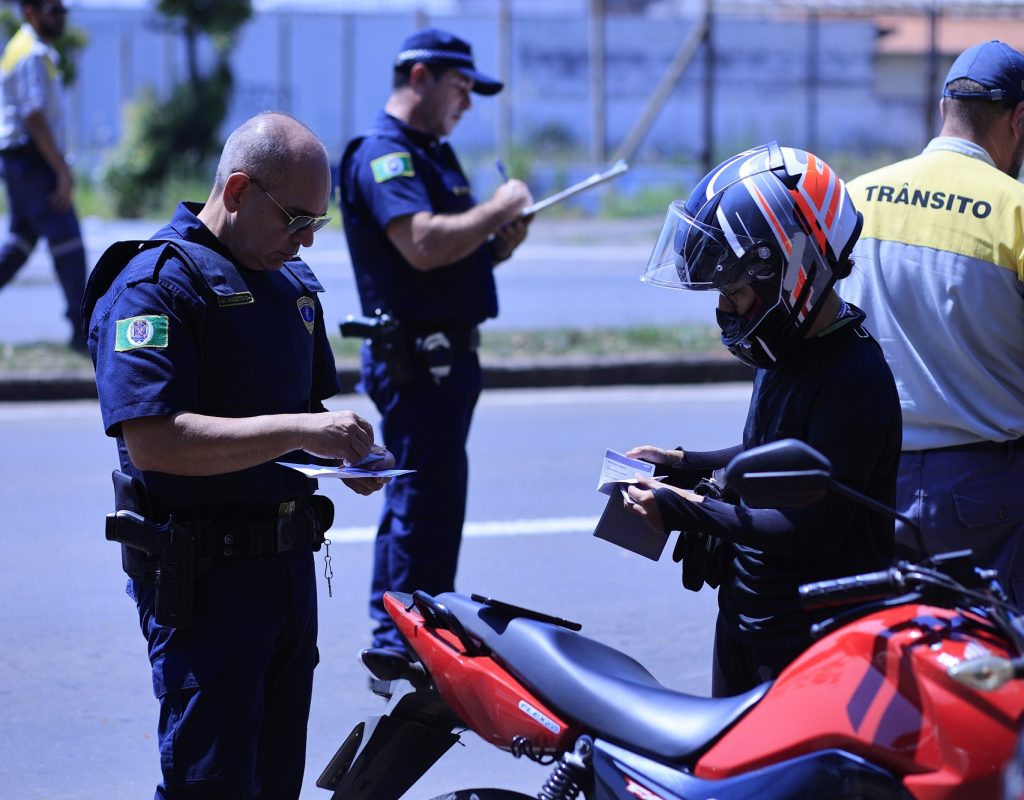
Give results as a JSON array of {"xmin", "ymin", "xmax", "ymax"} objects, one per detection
[
  {"xmin": 725, "ymin": 439, "xmax": 832, "ymax": 508},
  {"xmin": 725, "ymin": 439, "xmax": 932, "ymax": 563}
]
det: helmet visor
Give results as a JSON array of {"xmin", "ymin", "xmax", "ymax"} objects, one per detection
[{"xmin": 642, "ymin": 201, "xmax": 771, "ymax": 292}]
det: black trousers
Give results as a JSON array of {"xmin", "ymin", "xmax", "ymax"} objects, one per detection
[{"xmin": 710, "ymin": 614, "xmax": 806, "ymax": 697}]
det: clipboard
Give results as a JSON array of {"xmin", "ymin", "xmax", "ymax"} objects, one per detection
[{"xmin": 522, "ymin": 159, "xmax": 630, "ymax": 216}]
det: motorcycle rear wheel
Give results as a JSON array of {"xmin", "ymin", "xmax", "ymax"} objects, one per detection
[{"xmin": 425, "ymin": 791, "xmax": 535, "ymax": 800}]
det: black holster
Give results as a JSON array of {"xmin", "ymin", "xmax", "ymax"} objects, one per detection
[
  {"xmin": 340, "ymin": 312, "xmax": 415, "ymax": 386},
  {"xmin": 106, "ymin": 509, "xmax": 200, "ymax": 629},
  {"xmin": 107, "ymin": 470, "xmax": 202, "ymax": 630}
]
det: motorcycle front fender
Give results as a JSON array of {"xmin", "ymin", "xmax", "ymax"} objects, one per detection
[{"xmin": 317, "ymin": 683, "xmax": 462, "ymax": 800}]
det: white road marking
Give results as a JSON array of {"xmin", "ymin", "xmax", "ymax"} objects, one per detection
[{"xmin": 327, "ymin": 515, "xmax": 601, "ymax": 544}]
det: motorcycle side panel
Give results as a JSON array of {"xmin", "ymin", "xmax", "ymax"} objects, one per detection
[
  {"xmin": 592, "ymin": 740, "xmax": 911, "ymax": 800},
  {"xmin": 386, "ymin": 592, "xmax": 579, "ymax": 754},
  {"xmin": 696, "ymin": 605, "xmax": 1024, "ymax": 798}
]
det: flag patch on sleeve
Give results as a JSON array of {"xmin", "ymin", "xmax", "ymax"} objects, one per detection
[
  {"xmin": 115, "ymin": 315, "xmax": 169, "ymax": 351},
  {"xmin": 371, "ymin": 152, "xmax": 414, "ymax": 183}
]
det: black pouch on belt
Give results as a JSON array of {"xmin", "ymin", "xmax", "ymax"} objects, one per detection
[
  {"xmin": 307, "ymin": 495, "xmax": 335, "ymax": 550},
  {"xmin": 416, "ymin": 331, "xmax": 455, "ymax": 383},
  {"xmin": 279, "ymin": 495, "xmax": 335, "ymax": 552}
]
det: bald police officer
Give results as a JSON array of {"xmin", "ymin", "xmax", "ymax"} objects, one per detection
[{"xmin": 84, "ymin": 112, "xmax": 393, "ymax": 799}]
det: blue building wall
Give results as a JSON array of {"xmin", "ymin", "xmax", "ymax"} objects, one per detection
[{"xmin": 36, "ymin": 9, "xmax": 926, "ymax": 182}]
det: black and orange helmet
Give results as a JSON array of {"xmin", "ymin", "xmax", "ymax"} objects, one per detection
[{"xmin": 643, "ymin": 142, "xmax": 863, "ymax": 368}]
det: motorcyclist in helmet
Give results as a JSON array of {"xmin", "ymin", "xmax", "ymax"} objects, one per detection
[{"xmin": 624, "ymin": 142, "xmax": 902, "ymax": 697}]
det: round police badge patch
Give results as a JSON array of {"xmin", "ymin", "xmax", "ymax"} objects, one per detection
[
  {"xmin": 129, "ymin": 318, "xmax": 154, "ymax": 346},
  {"xmin": 297, "ymin": 296, "xmax": 316, "ymax": 334},
  {"xmin": 114, "ymin": 314, "xmax": 169, "ymax": 351}
]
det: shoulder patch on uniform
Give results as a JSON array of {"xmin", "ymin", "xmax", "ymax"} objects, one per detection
[
  {"xmin": 297, "ymin": 296, "xmax": 316, "ymax": 334},
  {"xmin": 371, "ymin": 152, "xmax": 414, "ymax": 183},
  {"xmin": 115, "ymin": 315, "xmax": 169, "ymax": 351}
]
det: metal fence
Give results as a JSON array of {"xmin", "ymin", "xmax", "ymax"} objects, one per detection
[{"xmin": 34, "ymin": 1, "xmax": 1024, "ymax": 205}]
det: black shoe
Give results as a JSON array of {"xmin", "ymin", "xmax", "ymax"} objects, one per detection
[{"xmin": 361, "ymin": 646, "xmax": 426, "ymax": 695}]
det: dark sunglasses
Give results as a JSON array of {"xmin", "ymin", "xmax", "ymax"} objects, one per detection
[
  {"xmin": 39, "ymin": 3, "xmax": 68, "ymax": 15},
  {"xmin": 247, "ymin": 175, "xmax": 331, "ymax": 235}
]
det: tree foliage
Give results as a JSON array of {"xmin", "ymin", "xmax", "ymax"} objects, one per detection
[{"xmin": 103, "ymin": 0, "xmax": 252, "ymax": 217}]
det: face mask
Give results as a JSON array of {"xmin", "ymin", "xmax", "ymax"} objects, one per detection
[{"xmin": 715, "ymin": 307, "xmax": 747, "ymax": 340}]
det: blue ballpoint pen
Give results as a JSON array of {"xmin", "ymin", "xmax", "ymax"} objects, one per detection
[{"xmin": 495, "ymin": 159, "xmax": 510, "ymax": 182}]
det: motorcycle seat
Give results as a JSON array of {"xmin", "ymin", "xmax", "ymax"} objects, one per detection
[{"xmin": 435, "ymin": 592, "xmax": 769, "ymax": 763}]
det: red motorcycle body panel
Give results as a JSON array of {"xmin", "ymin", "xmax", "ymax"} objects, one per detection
[
  {"xmin": 384, "ymin": 592, "xmax": 578, "ymax": 754},
  {"xmin": 696, "ymin": 605, "xmax": 1024, "ymax": 798}
]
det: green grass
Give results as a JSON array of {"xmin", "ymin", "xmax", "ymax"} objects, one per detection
[
  {"xmin": 477, "ymin": 324, "xmax": 722, "ymax": 357},
  {"xmin": 0, "ymin": 341, "xmax": 93, "ymax": 371},
  {"xmin": 326, "ymin": 323, "xmax": 724, "ymax": 361},
  {"xmin": 0, "ymin": 324, "xmax": 724, "ymax": 372}
]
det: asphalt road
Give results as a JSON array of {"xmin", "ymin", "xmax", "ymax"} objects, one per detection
[
  {"xmin": 0, "ymin": 215, "xmax": 719, "ymax": 348},
  {"xmin": 0, "ymin": 383, "xmax": 751, "ymax": 799}
]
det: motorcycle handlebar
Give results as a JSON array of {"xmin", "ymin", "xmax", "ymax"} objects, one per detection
[{"xmin": 799, "ymin": 568, "xmax": 903, "ymax": 610}]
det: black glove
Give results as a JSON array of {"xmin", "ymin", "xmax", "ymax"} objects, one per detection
[
  {"xmin": 671, "ymin": 529, "xmax": 730, "ymax": 592},
  {"xmin": 667, "ymin": 470, "xmax": 734, "ymax": 592}
]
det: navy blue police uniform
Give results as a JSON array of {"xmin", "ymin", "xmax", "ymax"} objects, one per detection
[
  {"xmin": 340, "ymin": 110, "xmax": 496, "ymax": 649},
  {"xmin": 83, "ymin": 202, "xmax": 340, "ymax": 799}
]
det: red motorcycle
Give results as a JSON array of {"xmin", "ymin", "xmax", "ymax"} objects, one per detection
[{"xmin": 317, "ymin": 439, "xmax": 1024, "ymax": 800}]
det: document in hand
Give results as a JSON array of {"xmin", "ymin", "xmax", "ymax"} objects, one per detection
[
  {"xmin": 521, "ymin": 160, "xmax": 629, "ymax": 216},
  {"xmin": 277, "ymin": 462, "xmax": 414, "ymax": 479},
  {"xmin": 593, "ymin": 450, "xmax": 670, "ymax": 561}
]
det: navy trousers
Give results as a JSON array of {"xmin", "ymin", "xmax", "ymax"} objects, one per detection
[
  {"xmin": 362, "ymin": 346, "xmax": 483, "ymax": 649},
  {"xmin": 710, "ymin": 614, "xmax": 804, "ymax": 697},
  {"xmin": 130, "ymin": 548, "xmax": 318, "ymax": 800},
  {"xmin": 896, "ymin": 446, "xmax": 1024, "ymax": 605},
  {"xmin": 0, "ymin": 145, "xmax": 86, "ymax": 340}
]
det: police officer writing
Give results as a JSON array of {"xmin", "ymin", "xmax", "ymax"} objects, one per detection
[
  {"xmin": 0, "ymin": 0, "xmax": 88, "ymax": 351},
  {"xmin": 840, "ymin": 40, "xmax": 1024, "ymax": 603},
  {"xmin": 338, "ymin": 28, "xmax": 533, "ymax": 654},
  {"xmin": 623, "ymin": 144, "xmax": 901, "ymax": 697},
  {"xmin": 83, "ymin": 112, "xmax": 394, "ymax": 799}
]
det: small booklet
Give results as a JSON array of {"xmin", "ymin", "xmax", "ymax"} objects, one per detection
[
  {"xmin": 592, "ymin": 450, "xmax": 669, "ymax": 561},
  {"xmin": 522, "ymin": 160, "xmax": 630, "ymax": 216},
  {"xmin": 277, "ymin": 462, "xmax": 414, "ymax": 479}
]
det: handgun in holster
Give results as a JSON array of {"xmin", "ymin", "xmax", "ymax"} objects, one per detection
[
  {"xmin": 107, "ymin": 470, "xmax": 201, "ymax": 630},
  {"xmin": 340, "ymin": 310, "xmax": 416, "ymax": 386}
]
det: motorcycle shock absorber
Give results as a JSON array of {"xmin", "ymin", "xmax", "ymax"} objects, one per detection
[{"xmin": 538, "ymin": 736, "xmax": 592, "ymax": 800}]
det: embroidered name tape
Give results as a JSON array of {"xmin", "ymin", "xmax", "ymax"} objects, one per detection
[
  {"xmin": 115, "ymin": 315, "xmax": 169, "ymax": 351},
  {"xmin": 371, "ymin": 152, "xmax": 414, "ymax": 183}
]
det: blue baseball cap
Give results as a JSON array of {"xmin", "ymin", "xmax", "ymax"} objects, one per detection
[
  {"xmin": 943, "ymin": 40, "xmax": 1024, "ymax": 105},
  {"xmin": 395, "ymin": 28, "xmax": 503, "ymax": 96}
]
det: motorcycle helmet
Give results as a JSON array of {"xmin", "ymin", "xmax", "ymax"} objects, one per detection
[{"xmin": 642, "ymin": 141, "xmax": 863, "ymax": 369}]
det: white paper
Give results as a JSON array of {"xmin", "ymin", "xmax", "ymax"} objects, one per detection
[
  {"xmin": 522, "ymin": 159, "xmax": 630, "ymax": 216},
  {"xmin": 277, "ymin": 462, "xmax": 414, "ymax": 479},
  {"xmin": 596, "ymin": 449, "xmax": 655, "ymax": 495}
]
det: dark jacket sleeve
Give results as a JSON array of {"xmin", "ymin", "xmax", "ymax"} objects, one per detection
[
  {"xmin": 662, "ymin": 444, "xmax": 743, "ymax": 489},
  {"xmin": 653, "ymin": 489, "xmax": 854, "ymax": 559}
]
